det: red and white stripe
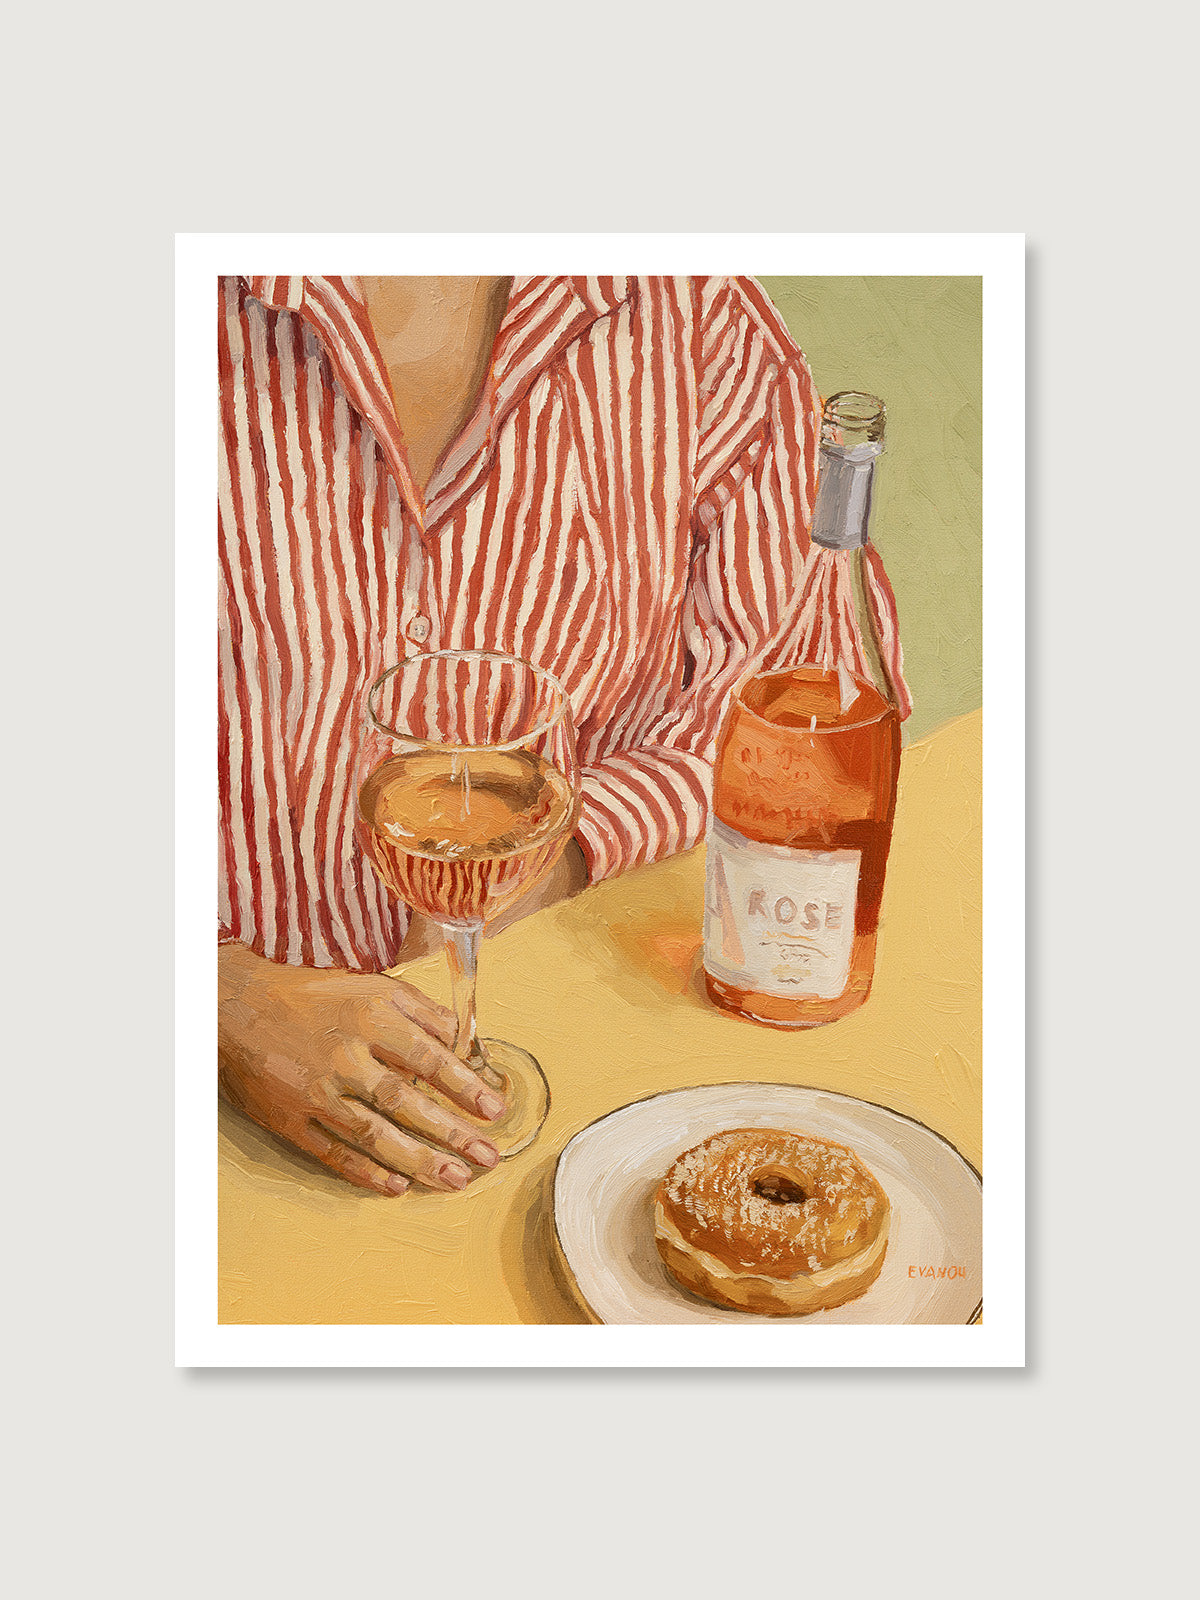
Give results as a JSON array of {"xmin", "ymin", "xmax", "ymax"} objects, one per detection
[{"xmin": 219, "ymin": 275, "xmax": 910, "ymax": 970}]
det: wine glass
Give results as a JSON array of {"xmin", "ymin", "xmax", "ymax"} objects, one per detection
[{"xmin": 357, "ymin": 650, "xmax": 581, "ymax": 1157}]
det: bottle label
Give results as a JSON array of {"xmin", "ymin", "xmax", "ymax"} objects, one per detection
[{"xmin": 703, "ymin": 818, "xmax": 860, "ymax": 999}]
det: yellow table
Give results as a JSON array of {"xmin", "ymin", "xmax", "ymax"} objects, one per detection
[{"xmin": 219, "ymin": 711, "xmax": 982, "ymax": 1324}]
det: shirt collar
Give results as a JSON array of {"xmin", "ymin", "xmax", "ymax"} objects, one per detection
[
  {"xmin": 242, "ymin": 274, "xmax": 633, "ymax": 525},
  {"xmin": 423, "ymin": 275, "xmax": 634, "ymax": 521},
  {"xmin": 246, "ymin": 275, "xmax": 427, "ymax": 517}
]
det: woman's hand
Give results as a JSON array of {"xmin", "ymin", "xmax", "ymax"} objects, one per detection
[{"xmin": 218, "ymin": 944, "xmax": 506, "ymax": 1195}]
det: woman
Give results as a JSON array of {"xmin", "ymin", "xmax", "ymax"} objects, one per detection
[{"xmin": 218, "ymin": 273, "xmax": 837, "ymax": 1194}]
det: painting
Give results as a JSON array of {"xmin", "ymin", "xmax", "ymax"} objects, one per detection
[{"xmin": 177, "ymin": 236, "xmax": 1024, "ymax": 1366}]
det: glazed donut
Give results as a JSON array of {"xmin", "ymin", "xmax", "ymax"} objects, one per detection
[{"xmin": 654, "ymin": 1128, "xmax": 890, "ymax": 1315}]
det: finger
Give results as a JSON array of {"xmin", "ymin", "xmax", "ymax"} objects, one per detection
[
  {"xmin": 290, "ymin": 1119, "xmax": 410, "ymax": 1196},
  {"xmin": 323, "ymin": 1098, "xmax": 476, "ymax": 1192},
  {"xmin": 354, "ymin": 1061, "xmax": 500, "ymax": 1170},
  {"xmin": 360, "ymin": 975, "xmax": 456, "ymax": 1048},
  {"xmin": 363, "ymin": 1003, "xmax": 507, "ymax": 1121},
  {"xmin": 385, "ymin": 978, "xmax": 456, "ymax": 1048}
]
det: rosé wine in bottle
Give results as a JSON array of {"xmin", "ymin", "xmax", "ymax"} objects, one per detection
[{"xmin": 703, "ymin": 392, "xmax": 903, "ymax": 1027}]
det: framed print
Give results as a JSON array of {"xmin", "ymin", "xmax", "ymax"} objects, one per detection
[{"xmin": 176, "ymin": 233, "xmax": 1024, "ymax": 1367}]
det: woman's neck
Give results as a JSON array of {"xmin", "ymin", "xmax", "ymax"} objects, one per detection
[{"xmin": 358, "ymin": 276, "xmax": 511, "ymax": 494}]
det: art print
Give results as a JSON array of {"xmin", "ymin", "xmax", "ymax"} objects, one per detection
[{"xmin": 176, "ymin": 234, "xmax": 1024, "ymax": 1367}]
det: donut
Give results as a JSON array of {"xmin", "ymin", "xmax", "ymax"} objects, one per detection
[{"xmin": 654, "ymin": 1128, "xmax": 890, "ymax": 1315}]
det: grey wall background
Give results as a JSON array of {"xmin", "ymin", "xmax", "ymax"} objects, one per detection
[{"xmin": 12, "ymin": 0, "xmax": 1187, "ymax": 1580}]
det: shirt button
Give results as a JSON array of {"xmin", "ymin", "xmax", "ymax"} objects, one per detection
[{"xmin": 407, "ymin": 614, "xmax": 431, "ymax": 644}]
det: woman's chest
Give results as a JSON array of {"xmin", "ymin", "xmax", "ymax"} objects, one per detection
[{"xmin": 222, "ymin": 315, "xmax": 700, "ymax": 729}]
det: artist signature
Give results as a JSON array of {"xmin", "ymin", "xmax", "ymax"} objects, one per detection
[{"xmin": 908, "ymin": 1264, "xmax": 968, "ymax": 1279}]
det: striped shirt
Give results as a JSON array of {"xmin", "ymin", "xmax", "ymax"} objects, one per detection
[{"xmin": 219, "ymin": 274, "xmax": 907, "ymax": 971}]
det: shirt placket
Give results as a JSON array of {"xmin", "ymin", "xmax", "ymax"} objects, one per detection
[
  {"xmin": 398, "ymin": 504, "xmax": 438, "ymax": 651},
  {"xmin": 285, "ymin": 279, "xmax": 443, "ymax": 659}
]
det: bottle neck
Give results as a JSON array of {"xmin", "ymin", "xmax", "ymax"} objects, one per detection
[{"xmin": 810, "ymin": 441, "xmax": 882, "ymax": 551}]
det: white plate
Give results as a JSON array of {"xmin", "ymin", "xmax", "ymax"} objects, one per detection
[{"xmin": 553, "ymin": 1084, "xmax": 982, "ymax": 1324}]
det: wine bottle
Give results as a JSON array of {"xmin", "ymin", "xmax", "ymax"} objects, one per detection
[{"xmin": 703, "ymin": 392, "xmax": 903, "ymax": 1027}]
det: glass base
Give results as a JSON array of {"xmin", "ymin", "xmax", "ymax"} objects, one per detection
[{"xmin": 468, "ymin": 1039, "xmax": 550, "ymax": 1158}]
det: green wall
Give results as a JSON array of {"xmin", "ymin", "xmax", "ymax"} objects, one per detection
[{"xmin": 759, "ymin": 277, "xmax": 983, "ymax": 743}]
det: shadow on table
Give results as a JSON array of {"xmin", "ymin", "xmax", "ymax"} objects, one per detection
[
  {"xmin": 219, "ymin": 1097, "xmax": 371, "ymax": 1215},
  {"xmin": 498, "ymin": 1155, "xmax": 594, "ymax": 1325},
  {"xmin": 555, "ymin": 871, "xmax": 707, "ymax": 1013}
]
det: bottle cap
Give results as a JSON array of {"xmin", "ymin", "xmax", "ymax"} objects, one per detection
[
  {"xmin": 812, "ymin": 393, "xmax": 886, "ymax": 550},
  {"xmin": 822, "ymin": 391, "xmax": 886, "ymax": 448}
]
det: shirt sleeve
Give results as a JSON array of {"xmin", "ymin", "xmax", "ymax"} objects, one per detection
[{"xmin": 574, "ymin": 343, "xmax": 821, "ymax": 882}]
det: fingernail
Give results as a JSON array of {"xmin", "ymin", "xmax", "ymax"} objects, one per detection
[
  {"xmin": 385, "ymin": 1174, "xmax": 410, "ymax": 1195},
  {"xmin": 478, "ymin": 1090, "xmax": 506, "ymax": 1120},
  {"xmin": 465, "ymin": 1139, "xmax": 499, "ymax": 1170},
  {"xmin": 439, "ymin": 1162, "xmax": 471, "ymax": 1190}
]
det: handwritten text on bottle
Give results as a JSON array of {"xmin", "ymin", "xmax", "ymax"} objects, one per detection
[{"xmin": 703, "ymin": 820, "xmax": 861, "ymax": 1000}]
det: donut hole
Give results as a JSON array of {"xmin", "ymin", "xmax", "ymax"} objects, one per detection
[{"xmin": 750, "ymin": 1166, "xmax": 809, "ymax": 1205}]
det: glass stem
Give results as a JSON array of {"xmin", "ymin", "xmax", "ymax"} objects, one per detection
[
  {"xmin": 442, "ymin": 922, "xmax": 506, "ymax": 1093},
  {"xmin": 442, "ymin": 921, "xmax": 482, "ymax": 1062}
]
